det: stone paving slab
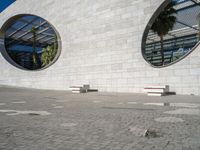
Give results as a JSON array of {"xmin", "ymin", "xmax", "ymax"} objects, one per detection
[{"xmin": 0, "ymin": 87, "xmax": 200, "ymax": 149}]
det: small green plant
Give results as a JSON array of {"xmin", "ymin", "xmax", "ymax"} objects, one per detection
[{"xmin": 41, "ymin": 44, "xmax": 57, "ymax": 67}]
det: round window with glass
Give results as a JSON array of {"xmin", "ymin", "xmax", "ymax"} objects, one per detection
[
  {"xmin": 142, "ymin": 0, "xmax": 200, "ymax": 67},
  {"xmin": 3, "ymin": 15, "xmax": 60, "ymax": 70}
]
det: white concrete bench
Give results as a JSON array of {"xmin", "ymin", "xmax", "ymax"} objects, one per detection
[
  {"xmin": 69, "ymin": 85, "xmax": 90, "ymax": 93},
  {"xmin": 144, "ymin": 85, "xmax": 169, "ymax": 96}
]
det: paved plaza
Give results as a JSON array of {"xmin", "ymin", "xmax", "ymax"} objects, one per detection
[{"xmin": 0, "ymin": 86, "xmax": 200, "ymax": 150}]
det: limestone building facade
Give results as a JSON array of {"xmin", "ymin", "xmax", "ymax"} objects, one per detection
[{"xmin": 0, "ymin": 0, "xmax": 200, "ymax": 95}]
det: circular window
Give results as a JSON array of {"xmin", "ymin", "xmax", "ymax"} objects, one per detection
[
  {"xmin": 142, "ymin": 0, "xmax": 200, "ymax": 67},
  {"xmin": 1, "ymin": 14, "xmax": 61, "ymax": 70}
]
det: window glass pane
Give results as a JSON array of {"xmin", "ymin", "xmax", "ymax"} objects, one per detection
[
  {"xmin": 4, "ymin": 15, "xmax": 60, "ymax": 70},
  {"xmin": 142, "ymin": 0, "xmax": 200, "ymax": 67}
]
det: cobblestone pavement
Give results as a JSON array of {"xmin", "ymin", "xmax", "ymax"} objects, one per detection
[{"xmin": 0, "ymin": 86, "xmax": 200, "ymax": 150}]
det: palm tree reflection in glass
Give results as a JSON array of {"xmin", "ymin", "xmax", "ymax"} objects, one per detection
[
  {"xmin": 151, "ymin": 2, "xmax": 177, "ymax": 65},
  {"xmin": 31, "ymin": 27, "xmax": 39, "ymax": 69}
]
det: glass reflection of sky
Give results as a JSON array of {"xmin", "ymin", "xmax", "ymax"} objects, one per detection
[
  {"xmin": 8, "ymin": 45, "xmax": 42, "ymax": 53},
  {"xmin": 5, "ymin": 15, "xmax": 56, "ymax": 53}
]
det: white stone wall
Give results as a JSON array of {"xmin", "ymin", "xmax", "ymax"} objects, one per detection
[{"xmin": 0, "ymin": 0, "xmax": 200, "ymax": 95}]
